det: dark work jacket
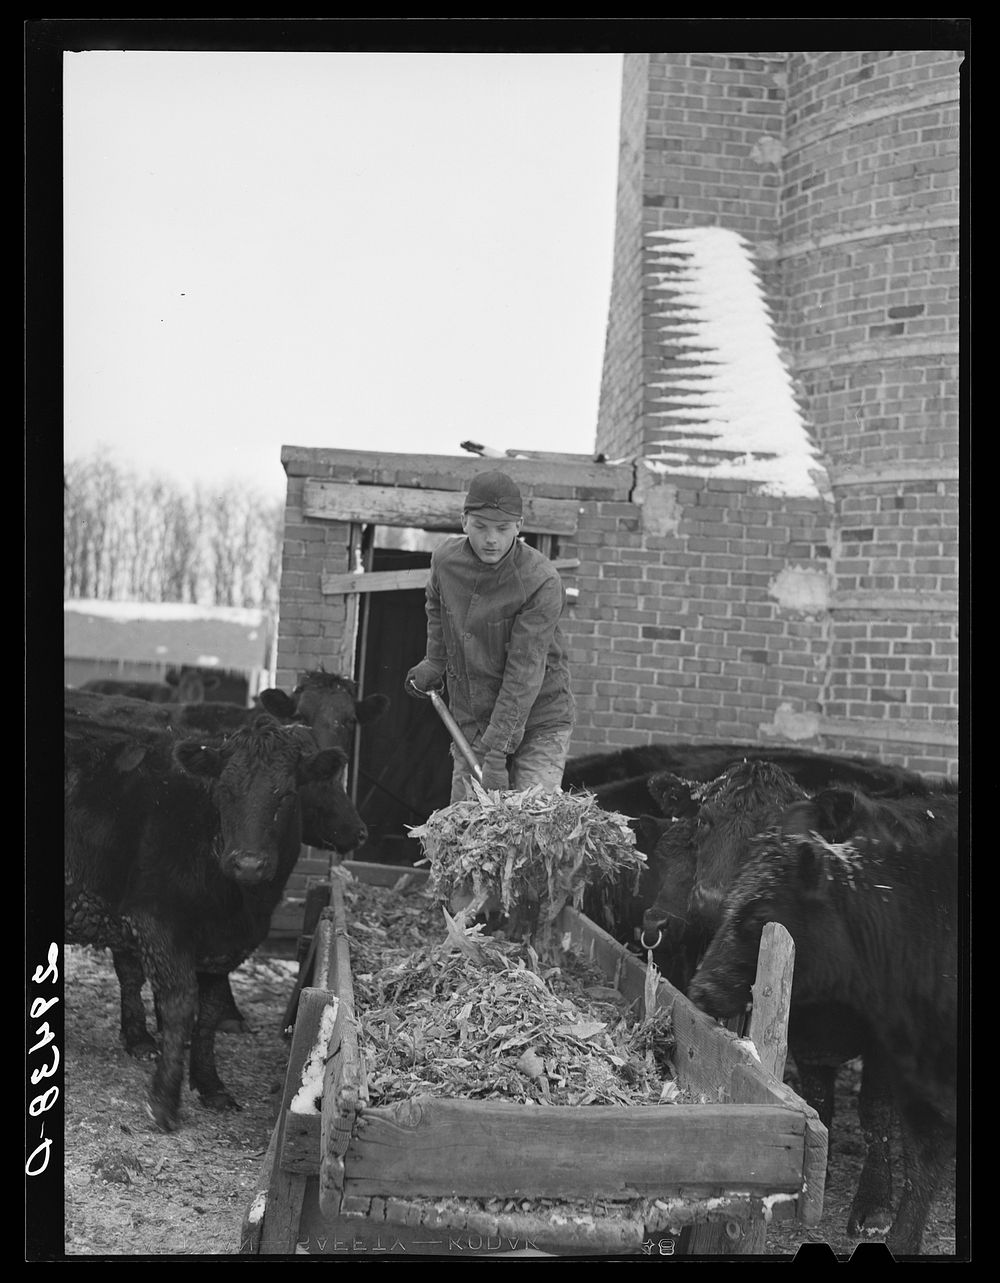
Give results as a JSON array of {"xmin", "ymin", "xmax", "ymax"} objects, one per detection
[{"xmin": 422, "ymin": 536, "xmax": 575, "ymax": 755}]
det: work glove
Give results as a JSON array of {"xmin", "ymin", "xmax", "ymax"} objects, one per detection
[
  {"xmin": 480, "ymin": 749, "xmax": 510, "ymax": 791},
  {"xmin": 405, "ymin": 661, "xmax": 442, "ymax": 698}
]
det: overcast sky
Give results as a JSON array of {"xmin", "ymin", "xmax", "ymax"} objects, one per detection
[{"xmin": 63, "ymin": 51, "xmax": 624, "ymax": 500}]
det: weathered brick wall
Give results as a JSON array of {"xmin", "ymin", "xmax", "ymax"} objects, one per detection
[
  {"xmin": 275, "ymin": 471, "xmax": 355, "ymax": 692},
  {"xmin": 781, "ymin": 49, "xmax": 961, "ymax": 775},
  {"xmin": 273, "ymin": 465, "xmax": 358, "ymax": 904},
  {"xmin": 591, "ymin": 49, "xmax": 960, "ymax": 777},
  {"xmin": 558, "ymin": 478, "xmax": 832, "ymax": 758},
  {"xmin": 595, "ymin": 53, "xmax": 649, "ymax": 461},
  {"xmin": 641, "ymin": 50, "xmax": 786, "ymax": 241}
]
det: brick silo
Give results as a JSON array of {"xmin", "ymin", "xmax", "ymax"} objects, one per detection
[{"xmin": 594, "ymin": 49, "xmax": 962, "ymax": 776}]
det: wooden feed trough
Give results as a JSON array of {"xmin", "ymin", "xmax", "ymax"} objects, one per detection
[{"xmin": 241, "ymin": 863, "xmax": 825, "ymax": 1257}]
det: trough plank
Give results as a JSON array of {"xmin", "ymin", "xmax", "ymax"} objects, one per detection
[
  {"xmin": 259, "ymin": 1165, "xmax": 311, "ymax": 1256},
  {"xmin": 748, "ymin": 922, "xmax": 795, "ymax": 1082},
  {"xmin": 279, "ymin": 986, "xmax": 339, "ymax": 1175},
  {"xmin": 319, "ymin": 885, "xmax": 366, "ymax": 1218},
  {"xmin": 298, "ymin": 1198, "xmax": 647, "ymax": 1256},
  {"xmin": 261, "ymin": 983, "xmax": 340, "ymax": 1255},
  {"xmin": 340, "ymin": 1096, "xmax": 805, "ymax": 1200},
  {"xmin": 686, "ymin": 1214, "xmax": 767, "ymax": 1255}
]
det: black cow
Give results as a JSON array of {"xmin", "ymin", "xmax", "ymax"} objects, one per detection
[
  {"xmin": 71, "ymin": 667, "xmax": 390, "ymax": 743},
  {"xmin": 687, "ymin": 787, "xmax": 960, "ymax": 1257},
  {"xmin": 252, "ymin": 669, "xmax": 390, "ymax": 751},
  {"xmin": 64, "ymin": 688, "xmax": 369, "ymax": 862},
  {"xmin": 642, "ymin": 761, "xmax": 810, "ymax": 941},
  {"xmin": 563, "ymin": 741, "xmax": 930, "ymax": 815},
  {"xmin": 631, "ymin": 761, "xmax": 915, "ymax": 1245},
  {"xmin": 65, "ymin": 714, "xmax": 348, "ymax": 1131},
  {"xmin": 65, "ymin": 677, "xmax": 384, "ymax": 1042}
]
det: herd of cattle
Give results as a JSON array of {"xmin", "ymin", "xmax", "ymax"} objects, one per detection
[{"xmin": 63, "ymin": 672, "xmax": 960, "ymax": 1256}]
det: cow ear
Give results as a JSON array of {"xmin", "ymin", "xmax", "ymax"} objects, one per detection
[
  {"xmin": 173, "ymin": 738, "xmax": 224, "ymax": 778},
  {"xmin": 808, "ymin": 788, "xmax": 860, "ymax": 841},
  {"xmin": 257, "ymin": 688, "xmax": 297, "ymax": 718},
  {"xmin": 355, "ymin": 693, "xmax": 391, "ymax": 725},
  {"xmin": 647, "ymin": 771, "xmax": 694, "ymax": 818},
  {"xmin": 795, "ymin": 841, "xmax": 829, "ymax": 899},
  {"xmin": 299, "ymin": 747, "xmax": 349, "ymax": 783}
]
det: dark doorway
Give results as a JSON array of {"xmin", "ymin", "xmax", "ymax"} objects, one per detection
[
  {"xmin": 350, "ymin": 530, "xmax": 558, "ymax": 864},
  {"xmin": 352, "ymin": 544, "xmax": 454, "ymax": 864}
]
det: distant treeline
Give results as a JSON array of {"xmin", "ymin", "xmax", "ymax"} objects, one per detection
[{"xmin": 64, "ymin": 452, "xmax": 284, "ymax": 609}]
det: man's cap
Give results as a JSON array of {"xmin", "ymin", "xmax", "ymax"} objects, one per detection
[{"xmin": 463, "ymin": 470, "xmax": 523, "ymax": 520}]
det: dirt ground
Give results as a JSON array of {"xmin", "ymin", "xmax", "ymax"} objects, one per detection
[{"xmin": 42, "ymin": 943, "xmax": 963, "ymax": 1260}]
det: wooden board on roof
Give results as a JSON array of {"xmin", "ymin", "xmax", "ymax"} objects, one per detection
[
  {"xmin": 302, "ymin": 481, "xmax": 582, "ymax": 534},
  {"xmin": 281, "ymin": 445, "xmax": 632, "ymax": 498}
]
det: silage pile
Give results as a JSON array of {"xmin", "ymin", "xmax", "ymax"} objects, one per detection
[{"xmin": 408, "ymin": 782, "xmax": 646, "ymax": 932}]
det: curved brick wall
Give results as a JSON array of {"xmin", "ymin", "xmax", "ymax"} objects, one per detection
[
  {"xmin": 596, "ymin": 53, "xmax": 649, "ymax": 462},
  {"xmin": 592, "ymin": 49, "xmax": 961, "ymax": 775},
  {"xmin": 781, "ymin": 50, "xmax": 961, "ymax": 768}
]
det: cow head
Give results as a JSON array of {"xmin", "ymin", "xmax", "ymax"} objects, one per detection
[
  {"xmin": 256, "ymin": 669, "xmax": 390, "ymax": 753},
  {"xmin": 280, "ymin": 724, "xmax": 369, "ymax": 854},
  {"xmin": 684, "ymin": 760, "xmax": 808, "ymax": 926},
  {"xmin": 173, "ymin": 717, "xmax": 349, "ymax": 886}
]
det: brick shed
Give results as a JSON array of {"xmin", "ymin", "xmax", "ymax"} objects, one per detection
[{"xmin": 272, "ymin": 48, "xmax": 961, "ymax": 897}]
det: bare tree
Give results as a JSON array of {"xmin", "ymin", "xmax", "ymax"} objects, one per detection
[{"xmin": 63, "ymin": 449, "xmax": 283, "ymax": 609}]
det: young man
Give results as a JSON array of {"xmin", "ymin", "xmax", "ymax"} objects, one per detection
[{"xmin": 405, "ymin": 470, "xmax": 576, "ymax": 802}]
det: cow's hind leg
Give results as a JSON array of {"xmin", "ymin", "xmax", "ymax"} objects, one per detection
[
  {"xmin": 111, "ymin": 949, "xmax": 158, "ymax": 1059},
  {"xmin": 885, "ymin": 1104, "xmax": 954, "ymax": 1257},
  {"xmin": 846, "ymin": 1050, "xmax": 895, "ymax": 1238},
  {"xmin": 189, "ymin": 971, "xmax": 242, "ymax": 1112}
]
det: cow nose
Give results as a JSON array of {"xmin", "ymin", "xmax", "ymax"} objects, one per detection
[
  {"xmin": 228, "ymin": 851, "xmax": 271, "ymax": 884},
  {"xmin": 334, "ymin": 822, "xmax": 367, "ymax": 855}
]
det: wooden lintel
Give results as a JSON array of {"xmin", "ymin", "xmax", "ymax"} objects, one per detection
[
  {"xmin": 321, "ymin": 559, "xmax": 580, "ymax": 597},
  {"xmin": 281, "ymin": 446, "xmax": 631, "ymax": 497},
  {"xmin": 303, "ymin": 481, "xmax": 581, "ymax": 534}
]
